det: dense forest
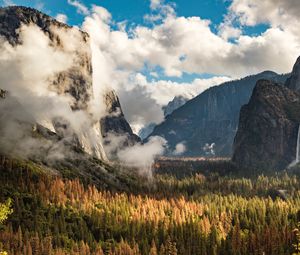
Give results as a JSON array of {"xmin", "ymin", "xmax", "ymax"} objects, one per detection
[{"xmin": 0, "ymin": 156, "xmax": 299, "ymax": 255}]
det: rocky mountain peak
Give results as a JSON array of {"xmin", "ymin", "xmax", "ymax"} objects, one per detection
[
  {"xmin": 163, "ymin": 95, "xmax": 189, "ymax": 117},
  {"xmin": 103, "ymin": 90, "xmax": 125, "ymax": 116},
  {"xmin": 285, "ymin": 56, "xmax": 300, "ymax": 91},
  {"xmin": 101, "ymin": 90, "xmax": 141, "ymax": 158},
  {"xmin": 0, "ymin": 6, "xmax": 80, "ymax": 45},
  {"xmin": 147, "ymin": 72, "xmax": 289, "ymax": 156}
]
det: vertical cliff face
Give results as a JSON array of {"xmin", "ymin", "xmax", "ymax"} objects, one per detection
[
  {"xmin": 0, "ymin": 6, "xmax": 104, "ymax": 159},
  {"xmin": 0, "ymin": 6, "xmax": 93, "ymax": 110},
  {"xmin": 232, "ymin": 80, "xmax": 300, "ymax": 171},
  {"xmin": 100, "ymin": 90, "xmax": 141, "ymax": 158},
  {"xmin": 0, "ymin": 6, "xmax": 139, "ymax": 161},
  {"xmin": 148, "ymin": 71, "xmax": 288, "ymax": 156}
]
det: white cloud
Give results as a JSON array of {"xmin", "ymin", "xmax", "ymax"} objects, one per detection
[
  {"xmin": 2, "ymin": 0, "xmax": 15, "ymax": 6},
  {"xmin": 173, "ymin": 142, "xmax": 186, "ymax": 155},
  {"xmin": 150, "ymin": 0, "xmax": 161, "ymax": 10},
  {"xmin": 56, "ymin": 13, "xmax": 68, "ymax": 24},
  {"xmin": 0, "ymin": 24, "xmax": 107, "ymax": 160},
  {"xmin": 228, "ymin": 0, "xmax": 300, "ymax": 27},
  {"xmin": 117, "ymin": 136, "xmax": 167, "ymax": 176},
  {"xmin": 67, "ymin": 0, "xmax": 90, "ymax": 16},
  {"xmin": 81, "ymin": 1, "xmax": 300, "ymax": 132},
  {"xmin": 145, "ymin": 0, "xmax": 176, "ymax": 22}
]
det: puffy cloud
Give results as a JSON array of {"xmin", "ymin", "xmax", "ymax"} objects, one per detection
[
  {"xmin": 82, "ymin": 1, "xmax": 300, "ymax": 132},
  {"xmin": 2, "ymin": 0, "xmax": 15, "ymax": 6},
  {"xmin": 129, "ymin": 73, "xmax": 230, "ymax": 105},
  {"xmin": 228, "ymin": 0, "xmax": 300, "ymax": 27},
  {"xmin": 55, "ymin": 13, "xmax": 68, "ymax": 24},
  {"xmin": 67, "ymin": 0, "xmax": 90, "ymax": 16},
  {"xmin": 117, "ymin": 136, "xmax": 167, "ymax": 176},
  {"xmin": 173, "ymin": 142, "xmax": 186, "ymax": 155},
  {"xmin": 145, "ymin": 0, "xmax": 176, "ymax": 22},
  {"xmin": 150, "ymin": 0, "xmax": 161, "ymax": 10}
]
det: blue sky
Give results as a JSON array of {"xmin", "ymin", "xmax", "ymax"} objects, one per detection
[
  {"xmin": 1, "ymin": 0, "xmax": 267, "ymax": 38},
  {"xmin": 0, "ymin": 0, "xmax": 270, "ymax": 83},
  {"xmin": 2, "ymin": 0, "xmax": 230, "ymax": 26}
]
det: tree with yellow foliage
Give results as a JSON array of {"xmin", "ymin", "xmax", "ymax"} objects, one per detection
[{"xmin": 0, "ymin": 199, "xmax": 13, "ymax": 255}]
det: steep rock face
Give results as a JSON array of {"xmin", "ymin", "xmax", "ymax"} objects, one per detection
[
  {"xmin": 148, "ymin": 71, "xmax": 288, "ymax": 156},
  {"xmin": 163, "ymin": 96, "xmax": 189, "ymax": 117},
  {"xmin": 0, "ymin": 6, "xmax": 103, "ymax": 158},
  {"xmin": 138, "ymin": 123, "xmax": 156, "ymax": 140},
  {"xmin": 0, "ymin": 6, "xmax": 92, "ymax": 110},
  {"xmin": 139, "ymin": 96, "xmax": 190, "ymax": 140},
  {"xmin": 285, "ymin": 56, "xmax": 300, "ymax": 91},
  {"xmin": 100, "ymin": 91, "xmax": 141, "ymax": 157},
  {"xmin": 232, "ymin": 80, "xmax": 300, "ymax": 171},
  {"xmin": 0, "ymin": 6, "xmax": 139, "ymax": 162}
]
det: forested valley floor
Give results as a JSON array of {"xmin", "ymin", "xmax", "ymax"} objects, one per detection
[{"xmin": 0, "ymin": 157, "xmax": 300, "ymax": 255}]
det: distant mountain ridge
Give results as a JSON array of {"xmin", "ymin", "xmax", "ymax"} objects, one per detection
[
  {"xmin": 138, "ymin": 95, "xmax": 189, "ymax": 140},
  {"xmin": 147, "ymin": 71, "xmax": 289, "ymax": 156},
  {"xmin": 163, "ymin": 95, "xmax": 189, "ymax": 117}
]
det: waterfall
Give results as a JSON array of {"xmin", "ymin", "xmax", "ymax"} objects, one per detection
[
  {"xmin": 296, "ymin": 125, "xmax": 300, "ymax": 164},
  {"xmin": 288, "ymin": 124, "xmax": 300, "ymax": 168}
]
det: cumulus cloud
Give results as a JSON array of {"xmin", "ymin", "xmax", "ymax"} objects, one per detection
[
  {"xmin": 67, "ymin": 0, "xmax": 90, "ymax": 16},
  {"xmin": 81, "ymin": 0, "xmax": 300, "ymax": 132},
  {"xmin": 82, "ymin": 6, "xmax": 231, "ymax": 132},
  {"xmin": 2, "ymin": 0, "xmax": 15, "ymax": 6},
  {"xmin": 56, "ymin": 13, "xmax": 68, "ymax": 24},
  {"xmin": 228, "ymin": 0, "xmax": 300, "ymax": 28}
]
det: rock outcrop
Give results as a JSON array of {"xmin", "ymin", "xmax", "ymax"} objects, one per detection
[
  {"xmin": 148, "ymin": 71, "xmax": 288, "ymax": 156},
  {"xmin": 101, "ymin": 90, "xmax": 140, "ymax": 143},
  {"xmin": 0, "ymin": 6, "xmax": 92, "ymax": 110},
  {"xmin": 163, "ymin": 96, "xmax": 189, "ymax": 117},
  {"xmin": 0, "ymin": 6, "xmax": 139, "ymax": 162},
  {"xmin": 100, "ymin": 91, "xmax": 141, "ymax": 158},
  {"xmin": 232, "ymin": 80, "xmax": 300, "ymax": 171},
  {"xmin": 285, "ymin": 56, "xmax": 300, "ymax": 91}
]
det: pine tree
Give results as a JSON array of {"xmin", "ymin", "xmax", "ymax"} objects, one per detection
[{"xmin": 149, "ymin": 240, "xmax": 158, "ymax": 255}]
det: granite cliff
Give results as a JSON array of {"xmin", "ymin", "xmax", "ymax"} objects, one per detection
[
  {"xmin": 0, "ymin": 6, "xmax": 139, "ymax": 163},
  {"xmin": 148, "ymin": 71, "xmax": 288, "ymax": 156},
  {"xmin": 232, "ymin": 80, "xmax": 300, "ymax": 171}
]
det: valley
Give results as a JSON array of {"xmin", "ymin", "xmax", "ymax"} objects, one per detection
[
  {"xmin": 0, "ymin": 156, "xmax": 299, "ymax": 255},
  {"xmin": 0, "ymin": 3, "xmax": 300, "ymax": 255}
]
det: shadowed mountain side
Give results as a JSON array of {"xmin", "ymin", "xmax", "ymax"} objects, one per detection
[
  {"xmin": 232, "ymin": 80, "xmax": 300, "ymax": 171},
  {"xmin": 147, "ymin": 71, "xmax": 289, "ymax": 157}
]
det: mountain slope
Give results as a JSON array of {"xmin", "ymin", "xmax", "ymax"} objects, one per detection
[
  {"xmin": 0, "ymin": 6, "xmax": 140, "ymax": 163},
  {"xmin": 148, "ymin": 71, "xmax": 289, "ymax": 156},
  {"xmin": 163, "ymin": 95, "xmax": 189, "ymax": 117},
  {"xmin": 232, "ymin": 80, "xmax": 300, "ymax": 171},
  {"xmin": 285, "ymin": 56, "xmax": 300, "ymax": 91}
]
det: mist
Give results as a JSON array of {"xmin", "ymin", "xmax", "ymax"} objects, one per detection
[{"xmin": 0, "ymin": 23, "xmax": 107, "ymax": 161}]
